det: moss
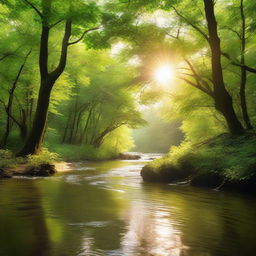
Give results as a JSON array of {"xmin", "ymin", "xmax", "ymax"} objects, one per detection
[{"xmin": 141, "ymin": 133, "xmax": 256, "ymax": 193}]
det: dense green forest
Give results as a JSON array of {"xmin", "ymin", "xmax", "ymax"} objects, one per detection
[
  {"xmin": 0, "ymin": 0, "xmax": 256, "ymax": 185},
  {"xmin": 1, "ymin": 1, "xmax": 256, "ymax": 255}
]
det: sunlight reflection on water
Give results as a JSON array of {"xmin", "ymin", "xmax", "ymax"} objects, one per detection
[
  {"xmin": 1, "ymin": 154, "xmax": 256, "ymax": 256},
  {"xmin": 119, "ymin": 201, "xmax": 188, "ymax": 256}
]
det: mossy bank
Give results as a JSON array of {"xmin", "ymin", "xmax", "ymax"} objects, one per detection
[
  {"xmin": 0, "ymin": 149, "xmax": 58, "ymax": 178},
  {"xmin": 141, "ymin": 133, "xmax": 256, "ymax": 194}
]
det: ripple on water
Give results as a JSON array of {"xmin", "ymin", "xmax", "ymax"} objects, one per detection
[
  {"xmin": 62, "ymin": 174, "xmax": 82, "ymax": 185},
  {"xmin": 69, "ymin": 221, "xmax": 114, "ymax": 228}
]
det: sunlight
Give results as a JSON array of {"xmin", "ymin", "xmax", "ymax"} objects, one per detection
[{"xmin": 154, "ymin": 64, "xmax": 175, "ymax": 85}]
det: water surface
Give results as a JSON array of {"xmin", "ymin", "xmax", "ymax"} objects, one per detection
[{"xmin": 0, "ymin": 154, "xmax": 256, "ymax": 256}]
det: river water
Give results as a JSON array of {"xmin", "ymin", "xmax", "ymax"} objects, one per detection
[{"xmin": 0, "ymin": 153, "xmax": 256, "ymax": 256}]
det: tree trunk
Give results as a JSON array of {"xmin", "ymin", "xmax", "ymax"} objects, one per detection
[
  {"xmin": 79, "ymin": 106, "xmax": 93, "ymax": 144},
  {"xmin": 62, "ymin": 110, "xmax": 72, "ymax": 143},
  {"xmin": 19, "ymin": 108, "xmax": 28, "ymax": 140},
  {"xmin": 203, "ymin": 0, "xmax": 245, "ymax": 135},
  {"xmin": 17, "ymin": 81, "xmax": 53, "ymax": 155},
  {"xmin": 239, "ymin": 0, "xmax": 252, "ymax": 129},
  {"xmin": 18, "ymin": 20, "xmax": 72, "ymax": 156},
  {"xmin": 1, "ymin": 114, "xmax": 12, "ymax": 147},
  {"xmin": 0, "ymin": 50, "xmax": 31, "ymax": 147}
]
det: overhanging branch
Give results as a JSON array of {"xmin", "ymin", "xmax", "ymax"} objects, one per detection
[{"xmin": 68, "ymin": 27, "xmax": 99, "ymax": 46}]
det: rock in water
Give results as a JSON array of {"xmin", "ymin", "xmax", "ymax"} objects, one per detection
[
  {"xmin": 118, "ymin": 153, "xmax": 141, "ymax": 160},
  {"xmin": 24, "ymin": 164, "xmax": 56, "ymax": 177}
]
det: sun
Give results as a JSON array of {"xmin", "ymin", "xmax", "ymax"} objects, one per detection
[{"xmin": 154, "ymin": 64, "xmax": 175, "ymax": 84}]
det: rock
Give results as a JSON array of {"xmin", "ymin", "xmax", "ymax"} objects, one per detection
[
  {"xmin": 23, "ymin": 164, "xmax": 56, "ymax": 177},
  {"xmin": 0, "ymin": 168, "xmax": 12, "ymax": 179},
  {"xmin": 118, "ymin": 153, "xmax": 141, "ymax": 160},
  {"xmin": 141, "ymin": 164, "xmax": 192, "ymax": 183}
]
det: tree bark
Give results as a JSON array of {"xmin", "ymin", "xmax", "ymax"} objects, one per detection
[
  {"xmin": 79, "ymin": 106, "xmax": 93, "ymax": 144},
  {"xmin": 239, "ymin": 0, "xmax": 252, "ymax": 129},
  {"xmin": 203, "ymin": 0, "xmax": 245, "ymax": 135}
]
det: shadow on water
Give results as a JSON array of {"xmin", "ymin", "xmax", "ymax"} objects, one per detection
[
  {"xmin": 0, "ymin": 156, "xmax": 256, "ymax": 256},
  {"xmin": 0, "ymin": 179, "xmax": 50, "ymax": 256}
]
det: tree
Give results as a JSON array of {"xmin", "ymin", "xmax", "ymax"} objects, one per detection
[
  {"xmin": 203, "ymin": 0, "xmax": 244, "ymax": 135},
  {"xmin": 17, "ymin": 0, "xmax": 100, "ymax": 155},
  {"xmin": 106, "ymin": 0, "xmax": 246, "ymax": 135},
  {"xmin": 54, "ymin": 48, "xmax": 145, "ymax": 148},
  {"xmin": 0, "ymin": 49, "xmax": 31, "ymax": 146}
]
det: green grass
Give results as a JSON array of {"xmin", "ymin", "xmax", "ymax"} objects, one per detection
[
  {"xmin": 142, "ymin": 133, "xmax": 256, "ymax": 183},
  {"xmin": 48, "ymin": 143, "xmax": 120, "ymax": 162}
]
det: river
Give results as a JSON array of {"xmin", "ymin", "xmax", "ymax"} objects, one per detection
[{"xmin": 0, "ymin": 153, "xmax": 256, "ymax": 256}]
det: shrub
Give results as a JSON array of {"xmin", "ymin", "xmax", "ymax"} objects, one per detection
[
  {"xmin": 0, "ymin": 149, "xmax": 16, "ymax": 168},
  {"xmin": 27, "ymin": 148, "xmax": 60, "ymax": 167},
  {"xmin": 142, "ymin": 133, "xmax": 256, "ymax": 183}
]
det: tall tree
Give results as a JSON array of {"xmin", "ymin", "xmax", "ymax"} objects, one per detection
[
  {"xmin": 17, "ymin": 0, "xmax": 100, "ymax": 155},
  {"xmin": 239, "ymin": 0, "xmax": 252, "ymax": 129},
  {"xmin": 0, "ymin": 49, "xmax": 31, "ymax": 147},
  {"xmin": 203, "ymin": 0, "xmax": 244, "ymax": 135}
]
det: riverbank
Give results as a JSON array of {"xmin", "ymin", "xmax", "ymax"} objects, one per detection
[
  {"xmin": 0, "ymin": 149, "xmax": 141, "ymax": 179},
  {"xmin": 0, "ymin": 148, "xmax": 63, "ymax": 178},
  {"xmin": 141, "ymin": 133, "xmax": 256, "ymax": 194}
]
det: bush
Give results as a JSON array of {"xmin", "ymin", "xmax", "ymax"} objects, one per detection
[
  {"xmin": 27, "ymin": 148, "xmax": 60, "ymax": 167},
  {"xmin": 142, "ymin": 133, "xmax": 256, "ymax": 186},
  {"xmin": 0, "ymin": 149, "xmax": 16, "ymax": 168}
]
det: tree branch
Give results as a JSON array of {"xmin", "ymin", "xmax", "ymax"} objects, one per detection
[
  {"xmin": 179, "ymin": 76, "xmax": 213, "ymax": 97},
  {"xmin": 23, "ymin": 0, "xmax": 43, "ymax": 20},
  {"xmin": 172, "ymin": 6, "xmax": 209, "ymax": 42},
  {"xmin": 68, "ymin": 27, "xmax": 99, "ymax": 46},
  {"xmin": 184, "ymin": 58, "xmax": 213, "ymax": 96},
  {"xmin": 221, "ymin": 51, "xmax": 256, "ymax": 73},
  {"xmin": 50, "ymin": 20, "xmax": 72, "ymax": 80},
  {"xmin": 50, "ymin": 18, "xmax": 64, "ymax": 28}
]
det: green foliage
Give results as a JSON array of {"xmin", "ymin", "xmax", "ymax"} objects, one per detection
[
  {"xmin": 27, "ymin": 149, "xmax": 60, "ymax": 167},
  {"xmin": 0, "ymin": 149, "xmax": 15, "ymax": 168},
  {"xmin": 1, "ymin": 0, "xmax": 256, "ymax": 166},
  {"xmin": 0, "ymin": 149, "xmax": 25, "ymax": 168},
  {"xmin": 47, "ymin": 126, "xmax": 134, "ymax": 161},
  {"xmin": 147, "ymin": 134, "xmax": 256, "ymax": 182},
  {"xmin": 0, "ymin": 149, "xmax": 13, "ymax": 159}
]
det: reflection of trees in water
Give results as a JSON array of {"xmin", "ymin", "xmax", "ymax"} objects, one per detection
[
  {"xmin": 0, "ymin": 179, "xmax": 50, "ymax": 256},
  {"xmin": 38, "ymin": 175, "xmax": 126, "ymax": 255},
  {"xmin": 1, "ymin": 168, "xmax": 256, "ymax": 256}
]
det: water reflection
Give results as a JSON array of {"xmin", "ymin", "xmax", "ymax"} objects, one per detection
[
  {"xmin": 0, "ymin": 156, "xmax": 256, "ymax": 256},
  {"xmin": 120, "ymin": 201, "xmax": 187, "ymax": 256},
  {"xmin": 0, "ymin": 180, "xmax": 50, "ymax": 256}
]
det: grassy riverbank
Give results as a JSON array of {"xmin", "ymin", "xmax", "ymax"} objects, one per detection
[
  {"xmin": 0, "ymin": 147, "xmax": 136, "ymax": 178},
  {"xmin": 0, "ymin": 149, "xmax": 59, "ymax": 178},
  {"xmin": 141, "ymin": 133, "xmax": 256, "ymax": 193}
]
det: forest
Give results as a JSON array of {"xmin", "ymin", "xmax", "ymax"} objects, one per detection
[
  {"xmin": 1, "ymin": 0, "xmax": 256, "ymax": 181},
  {"xmin": 1, "ymin": 1, "xmax": 256, "ymax": 256}
]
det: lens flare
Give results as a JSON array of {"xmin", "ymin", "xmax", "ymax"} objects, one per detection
[{"xmin": 154, "ymin": 64, "xmax": 174, "ymax": 84}]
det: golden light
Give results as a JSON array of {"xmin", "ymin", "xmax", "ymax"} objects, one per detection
[{"xmin": 154, "ymin": 64, "xmax": 175, "ymax": 85}]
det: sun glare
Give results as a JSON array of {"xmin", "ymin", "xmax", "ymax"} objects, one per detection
[{"xmin": 154, "ymin": 64, "xmax": 175, "ymax": 85}]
